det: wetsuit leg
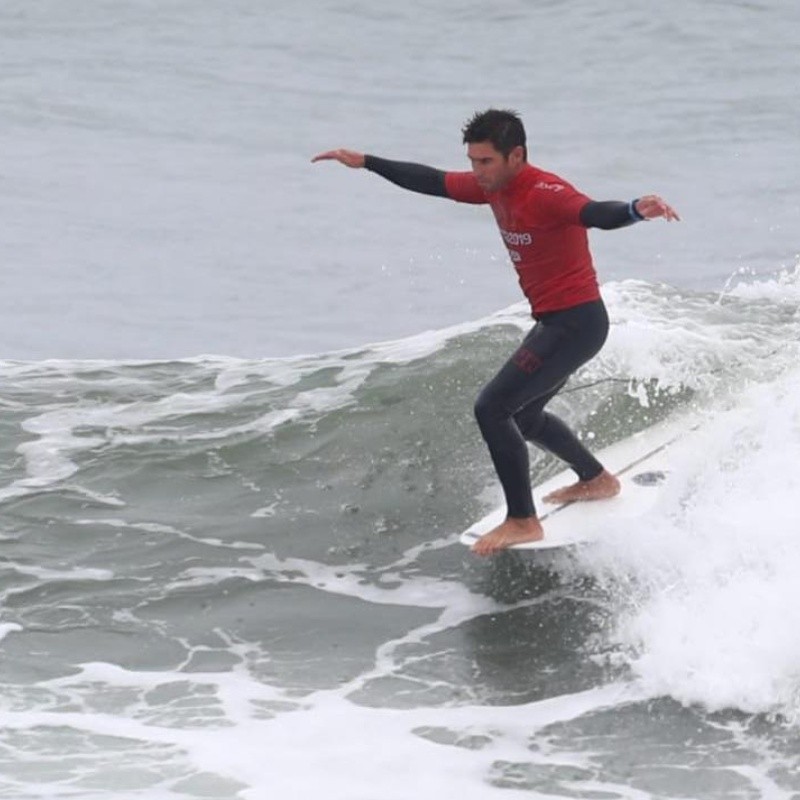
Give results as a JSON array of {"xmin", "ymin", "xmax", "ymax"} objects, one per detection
[
  {"xmin": 515, "ymin": 400, "xmax": 603, "ymax": 481},
  {"xmin": 473, "ymin": 300, "xmax": 609, "ymax": 518}
]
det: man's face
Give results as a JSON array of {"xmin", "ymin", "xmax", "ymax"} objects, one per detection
[{"xmin": 467, "ymin": 141, "xmax": 524, "ymax": 192}]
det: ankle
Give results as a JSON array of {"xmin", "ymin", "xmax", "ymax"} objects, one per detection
[{"xmin": 507, "ymin": 515, "xmax": 542, "ymax": 529}]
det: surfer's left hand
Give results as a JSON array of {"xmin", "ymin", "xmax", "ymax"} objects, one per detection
[{"xmin": 635, "ymin": 195, "xmax": 680, "ymax": 221}]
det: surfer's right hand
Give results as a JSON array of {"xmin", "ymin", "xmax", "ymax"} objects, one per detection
[{"xmin": 311, "ymin": 149, "xmax": 366, "ymax": 168}]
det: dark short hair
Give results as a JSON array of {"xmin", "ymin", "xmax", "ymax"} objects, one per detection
[{"xmin": 461, "ymin": 109, "xmax": 527, "ymax": 160}]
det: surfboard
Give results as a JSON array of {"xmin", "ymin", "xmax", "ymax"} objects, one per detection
[{"xmin": 460, "ymin": 414, "xmax": 700, "ymax": 551}]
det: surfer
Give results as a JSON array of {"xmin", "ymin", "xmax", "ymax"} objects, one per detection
[{"xmin": 312, "ymin": 109, "xmax": 679, "ymax": 555}]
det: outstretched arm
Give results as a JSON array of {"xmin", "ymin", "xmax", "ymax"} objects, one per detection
[
  {"xmin": 581, "ymin": 195, "xmax": 680, "ymax": 229},
  {"xmin": 312, "ymin": 149, "xmax": 448, "ymax": 198}
]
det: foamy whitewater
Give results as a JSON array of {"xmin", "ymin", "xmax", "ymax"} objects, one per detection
[{"xmin": 2, "ymin": 1, "xmax": 800, "ymax": 798}]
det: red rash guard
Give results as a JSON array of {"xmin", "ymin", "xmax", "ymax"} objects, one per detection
[{"xmin": 444, "ymin": 164, "xmax": 600, "ymax": 316}]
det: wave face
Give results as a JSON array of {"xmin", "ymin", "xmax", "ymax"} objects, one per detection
[{"xmin": 2, "ymin": 272, "xmax": 800, "ymax": 797}]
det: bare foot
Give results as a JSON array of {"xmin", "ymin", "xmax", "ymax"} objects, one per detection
[
  {"xmin": 471, "ymin": 516, "xmax": 544, "ymax": 557},
  {"xmin": 542, "ymin": 469, "xmax": 621, "ymax": 505}
]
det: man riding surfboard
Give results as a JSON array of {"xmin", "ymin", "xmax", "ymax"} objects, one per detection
[{"xmin": 313, "ymin": 108, "xmax": 679, "ymax": 555}]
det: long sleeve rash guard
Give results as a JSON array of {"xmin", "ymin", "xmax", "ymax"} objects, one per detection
[{"xmin": 363, "ymin": 154, "xmax": 641, "ymax": 314}]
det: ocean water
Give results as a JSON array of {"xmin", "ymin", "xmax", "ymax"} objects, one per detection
[{"xmin": 2, "ymin": 1, "xmax": 800, "ymax": 798}]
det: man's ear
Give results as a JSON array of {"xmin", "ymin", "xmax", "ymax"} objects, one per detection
[{"xmin": 509, "ymin": 145, "xmax": 525, "ymax": 166}]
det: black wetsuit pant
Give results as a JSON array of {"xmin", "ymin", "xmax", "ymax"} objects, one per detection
[{"xmin": 474, "ymin": 299, "xmax": 609, "ymax": 519}]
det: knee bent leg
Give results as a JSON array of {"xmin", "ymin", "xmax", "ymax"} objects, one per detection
[{"xmin": 474, "ymin": 388, "xmax": 508, "ymax": 431}]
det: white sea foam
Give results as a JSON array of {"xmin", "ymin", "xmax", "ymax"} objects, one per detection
[
  {"xmin": 724, "ymin": 259, "xmax": 800, "ymax": 304},
  {"xmin": 601, "ymin": 279, "xmax": 797, "ymax": 396},
  {"xmin": 0, "ymin": 537, "xmax": 642, "ymax": 799},
  {"xmin": 72, "ymin": 518, "xmax": 264, "ymax": 552},
  {"xmin": 9, "ymin": 564, "xmax": 114, "ymax": 582},
  {"xmin": 0, "ymin": 623, "xmax": 22, "ymax": 643},
  {"xmin": 18, "ymin": 653, "xmax": 637, "ymax": 800},
  {"xmin": 583, "ymin": 368, "xmax": 800, "ymax": 717},
  {"xmin": 3, "ymin": 389, "xmax": 241, "ymax": 495},
  {"xmin": 251, "ymin": 550, "xmax": 496, "ymax": 614}
]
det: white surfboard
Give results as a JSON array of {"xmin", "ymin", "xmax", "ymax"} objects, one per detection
[{"xmin": 460, "ymin": 414, "xmax": 700, "ymax": 551}]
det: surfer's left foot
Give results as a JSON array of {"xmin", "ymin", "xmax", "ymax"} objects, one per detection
[
  {"xmin": 542, "ymin": 469, "xmax": 621, "ymax": 505},
  {"xmin": 471, "ymin": 516, "xmax": 544, "ymax": 557}
]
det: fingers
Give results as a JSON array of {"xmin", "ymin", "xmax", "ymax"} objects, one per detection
[
  {"xmin": 637, "ymin": 194, "xmax": 681, "ymax": 222},
  {"xmin": 310, "ymin": 150, "xmax": 338, "ymax": 163},
  {"xmin": 651, "ymin": 197, "xmax": 681, "ymax": 221},
  {"xmin": 310, "ymin": 148, "xmax": 365, "ymax": 168}
]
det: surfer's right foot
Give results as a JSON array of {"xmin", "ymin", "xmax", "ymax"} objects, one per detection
[{"xmin": 471, "ymin": 516, "xmax": 544, "ymax": 557}]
